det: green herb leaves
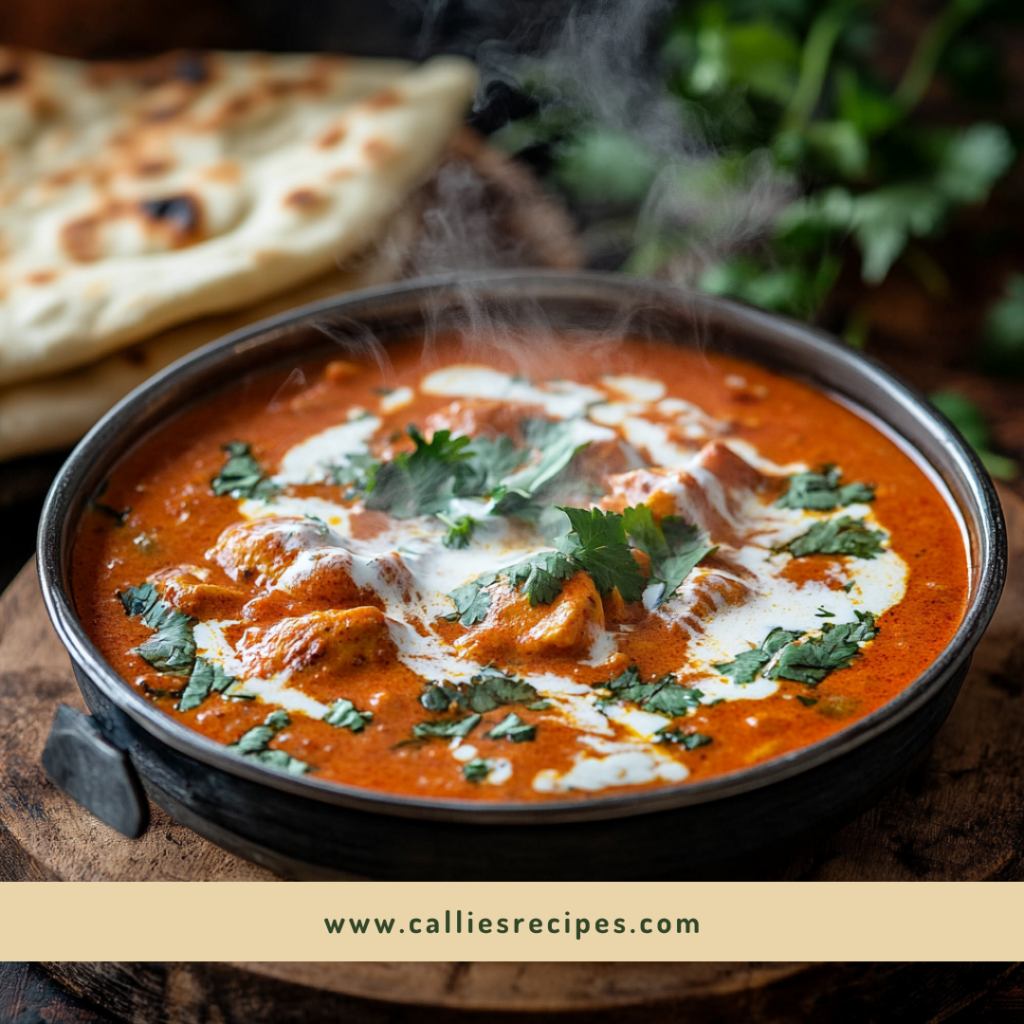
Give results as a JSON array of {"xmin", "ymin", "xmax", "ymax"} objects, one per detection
[
  {"xmin": 771, "ymin": 612, "xmax": 878, "ymax": 685},
  {"xmin": 714, "ymin": 627, "xmax": 801, "ymax": 685},
  {"xmin": 447, "ymin": 503, "xmax": 712, "ymax": 621},
  {"xmin": 715, "ymin": 612, "xmax": 879, "ymax": 688},
  {"xmin": 420, "ymin": 668, "xmax": 540, "ymax": 715},
  {"xmin": 597, "ymin": 666, "xmax": 703, "ymax": 717},
  {"xmin": 412, "ymin": 669, "xmax": 540, "ymax": 748},
  {"xmin": 323, "ymin": 698, "xmax": 373, "ymax": 732},
  {"xmin": 488, "ymin": 712, "xmax": 536, "ymax": 743},
  {"xmin": 365, "ymin": 427, "xmax": 474, "ymax": 519},
  {"xmin": 621, "ymin": 504, "xmax": 716, "ymax": 606},
  {"xmin": 120, "ymin": 583, "xmax": 196, "ymax": 677},
  {"xmin": 211, "ymin": 442, "xmax": 280, "ymax": 500},
  {"xmin": 229, "ymin": 710, "xmax": 310, "ymax": 775},
  {"xmin": 782, "ymin": 516, "xmax": 885, "ymax": 559},
  {"xmin": 179, "ymin": 657, "xmax": 237, "ymax": 712},
  {"xmin": 463, "ymin": 758, "xmax": 493, "ymax": 783},
  {"xmin": 776, "ymin": 466, "xmax": 875, "ymax": 510},
  {"xmin": 556, "ymin": 507, "xmax": 647, "ymax": 602},
  {"xmin": 412, "ymin": 714, "xmax": 482, "ymax": 740},
  {"xmin": 657, "ymin": 728, "xmax": 712, "ymax": 749}
]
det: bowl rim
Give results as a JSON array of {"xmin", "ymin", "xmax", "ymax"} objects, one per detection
[{"xmin": 37, "ymin": 268, "xmax": 1008, "ymax": 825}]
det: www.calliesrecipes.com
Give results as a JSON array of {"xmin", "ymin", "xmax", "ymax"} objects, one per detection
[{"xmin": 324, "ymin": 911, "xmax": 699, "ymax": 939}]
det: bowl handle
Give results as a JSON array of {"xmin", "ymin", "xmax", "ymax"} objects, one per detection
[{"xmin": 41, "ymin": 704, "xmax": 148, "ymax": 839}]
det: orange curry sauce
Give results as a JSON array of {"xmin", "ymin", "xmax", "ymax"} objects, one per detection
[{"xmin": 72, "ymin": 335, "xmax": 969, "ymax": 802}]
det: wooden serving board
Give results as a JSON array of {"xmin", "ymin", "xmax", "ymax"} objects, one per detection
[
  {"xmin": 1, "ymin": 487, "xmax": 1023, "ymax": 882},
  {"xmin": 33, "ymin": 961, "xmax": 1024, "ymax": 1023}
]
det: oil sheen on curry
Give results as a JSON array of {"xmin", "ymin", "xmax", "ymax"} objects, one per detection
[{"xmin": 73, "ymin": 335, "xmax": 969, "ymax": 802}]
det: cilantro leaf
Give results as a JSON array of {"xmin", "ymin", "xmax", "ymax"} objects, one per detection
[
  {"xmin": 252, "ymin": 748, "xmax": 312, "ymax": 775},
  {"xmin": 229, "ymin": 710, "xmax": 309, "ymax": 773},
  {"xmin": 449, "ymin": 576, "xmax": 495, "ymax": 626},
  {"xmin": 327, "ymin": 453, "xmax": 380, "ymax": 494},
  {"xmin": 120, "ymin": 584, "xmax": 197, "ymax": 677},
  {"xmin": 463, "ymin": 758, "xmax": 493, "ymax": 783},
  {"xmin": 491, "ymin": 419, "xmax": 593, "ymax": 517},
  {"xmin": 657, "ymin": 728, "xmax": 712, "ymax": 749},
  {"xmin": 503, "ymin": 550, "xmax": 577, "ymax": 605},
  {"xmin": 622, "ymin": 505, "xmax": 716, "ymax": 606},
  {"xmin": 323, "ymin": 698, "xmax": 373, "ymax": 732},
  {"xmin": 776, "ymin": 466, "xmax": 875, "ymax": 510},
  {"xmin": 365, "ymin": 427, "xmax": 473, "ymax": 518},
  {"xmin": 412, "ymin": 713, "xmax": 482, "ymax": 740},
  {"xmin": 468, "ymin": 667, "xmax": 539, "ymax": 712},
  {"xmin": 211, "ymin": 442, "xmax": 279, "ymax": 500},
  {"xmin": 768, "ymin": 612, "xmax": 878, "ymax": 685},
  {"xmin": 558, "ymin": 507, "xmax": 647, "ymax": 602},
  {"xmin": 714, "ymin": 627, "xmax": 803, "ymax": 684},
  {"xmin": 783, "ymin": 515, "xmax": 885, "ymax": 558},
  {"xmin": 178, "ymin": 656, "xmax": 237, "ymax": 712},
  {"xmin": 457, "ymin": 435, "xmax": 529, "ymax": 496},
  {"xmin": 420, "ymin": 669, "xmax": 540, "ymax": 717},
  {"xmin": 488, "ymin": 712, "xmax": 537, "ymax": 743},
  {"xmin": 599, "ymin": 666, "xmax": 703, "ymax": 717},
  {"xmin": 439, "ymin": 513, "xmax": 476, "ymax": 550}
]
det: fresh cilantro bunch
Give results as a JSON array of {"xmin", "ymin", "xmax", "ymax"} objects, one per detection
[{"xmin": 492, "ymin": 0, "xmax": 1017, "ymax": 322}]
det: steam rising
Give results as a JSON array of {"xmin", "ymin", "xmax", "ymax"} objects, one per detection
[{"xmin": 315, "ymin": 0, "xmax": 796, "ymax": 374}]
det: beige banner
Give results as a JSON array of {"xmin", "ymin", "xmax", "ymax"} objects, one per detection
[{"xmin": 1, "ymin": 881, "xmax": 1022, "ymax": 960}]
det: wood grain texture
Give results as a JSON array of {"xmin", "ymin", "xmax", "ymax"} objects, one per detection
[
  {"xmin": 35, "ymin": 961, "xmax": 1024, "ymax": 1023},
  {"xmin": 1, "ymin": 486, "xmax": 1022, "ymax": 882}
]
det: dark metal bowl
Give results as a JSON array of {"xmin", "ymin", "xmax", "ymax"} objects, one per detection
[{"xmin": 37, "ymin": 270, "xmax": 1007, "ymax": 879}]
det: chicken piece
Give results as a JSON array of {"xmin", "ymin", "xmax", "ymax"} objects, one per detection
[
  {"xmin": 238, "ymin": 607, "xmax": 396, "ymax": 677},
  {"xmin": 422, "ymin": 398, "xmax": 545, "ymax": 443},
  {"xmin": 601, "ymin": 442, "xmax": 766, "ymax": 547},
  {"xmin": 208, "ymin": 517, "xmax": 337, "ymax": 589},
  {"xmin": 148, "ymin": 566, "xmax": 245, "ymax": 619},
  {"xmin": 455, "ymin": 570, "xmax": 605, "ymax": 661}
]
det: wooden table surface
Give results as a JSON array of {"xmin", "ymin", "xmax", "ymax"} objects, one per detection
[{"xmin": 1, "ymin": 961, "xmax": 1023, "ymax": 1024}]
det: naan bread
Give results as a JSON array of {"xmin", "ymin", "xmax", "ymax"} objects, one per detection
[
  {"xmin": 0, "ymin": 229, "xmax": 409, "ymax": 461},
  {"xmin": 0, "ymin": 48, "xmax": 476, "ymax": 386}
]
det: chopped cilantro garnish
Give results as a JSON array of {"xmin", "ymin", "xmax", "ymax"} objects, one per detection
[
  {"xmin": 842, "ymin": 580, "xmax": 856, "ymax": 593},
  {"xmin": 503, "ymin": 550, "xmax": 577, "ymax": 605},
  {"xmin": 419, "ymin": 669, "xmax": 540, "ymax": 715},
  {"xmin": 211, "ymin": 442, "xmax": 279, "ymax": 500},
  {"xmin": 776, "ymin": 466, "xmax": 875, "ymax": 511},
  {"xmin": 491, "ymin": 419, "xmax": 591, "ymax": 517},
  {"xmin": 449, "ymin": 576, "xmax": 495, "ymax": 626},
  {"xmin": 327, "ymin": 453, "xmax": 379, "ymax": 494},
  {"xmin": 412, "ymin": 713, "xmax": 482, "ymax": 740},
  {"xmin": 120, "ymin": 583, "xmax": 197, "ymax": 677},
  {"xmin": 598, "ymin": 665, "xmax": 703, "ymax": 717},
  {"xmin": 227, "ymin": 710, "xmax": 310, "ymax": 774},
  {"xmin": 622, "ymin": 504, "xmax": 717, "ymax": 606},
  {"xmin": 657, "ymin": 728, "xmax": 712, "ymax": 749},
  {"xmin": 797, "ymin": 695, "xmax": 819, "ymax": 707},
  {"xmin": 557, "ymin": 506, "xmax": 647, "ymax": 601},
  {"xmin": 768, "ymin": 612, "xmax": 878, "ymax": 685},
  {"xmin": 714, "ymin": 627, "xmax": 800, "ymax": 685},
  {"xmin": 463, "ymin": 758, "xmax": 493, "ymax": 783},
  {"xmin": 439, "ymin": 513, "xmax": 476, "ymax": 550},
  {"xmin": 488, "ymin": 712, "xmax": 536, "ymax": 743},
  {"xmin": 323, "ymin": 698, "xmax": 373, "ymax": 732},
  {"xmin": 365, "ymin": 427, "xmax": 474, "ymax": 518},
  {"xmin": 178, "ymin": 656, "xmax": 236, "ymax": 712},
  {"xmin": 716, "ymin": 613, "xmax": 879, "ymax": 688},
  {"xmin": 815, "ymin": 606, "xmax": 835, "ymax": 618},
  {"xmin": 782, "ymin": 516, "xmax": 885, "ymax": 559}
]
